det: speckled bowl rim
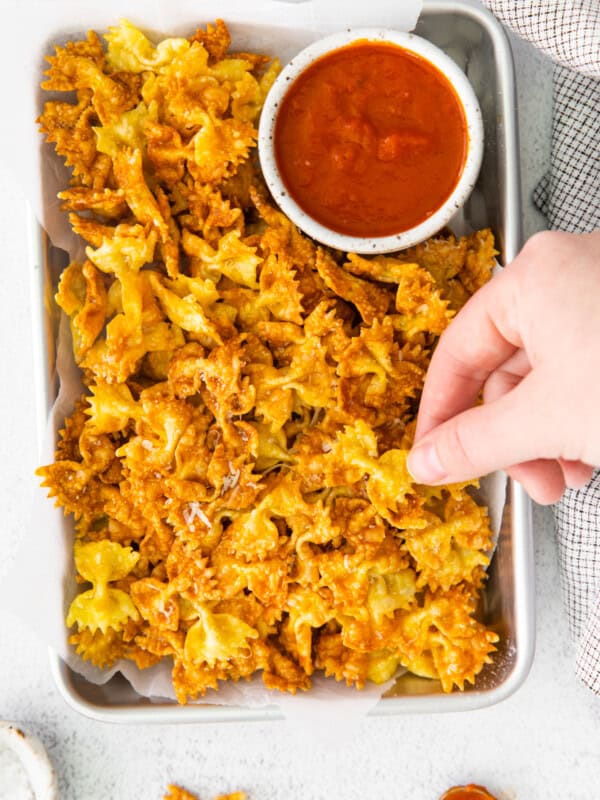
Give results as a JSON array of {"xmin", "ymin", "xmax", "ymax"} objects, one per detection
[
  {"xmin": 258, "ymin": 28, "xmax": 484, "ymax": 254},
  {"xmin": 0, "ymin": 721, "xmax": 58, "ymax": 799}
]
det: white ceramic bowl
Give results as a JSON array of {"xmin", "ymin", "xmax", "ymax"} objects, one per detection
[{"xmin": 258, "ymin": 29, "xmax": 484, "ymax": 254}]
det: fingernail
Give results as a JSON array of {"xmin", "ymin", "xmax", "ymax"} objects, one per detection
[{"xmin": 407, "ymin": 441, "xmax": 448, "ymax": 484}]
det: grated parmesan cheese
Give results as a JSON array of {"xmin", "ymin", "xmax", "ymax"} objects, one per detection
[
  {"xmin": 183, "ymin": 502, "xmax": 211, "ymax": 530},
  {"xmin": 221, "ymin": 462, "xmax": 241, "ymax": 494},
  {"xmin": 310, "ymin": 407, "xmax": 323, "ymax": 426}
]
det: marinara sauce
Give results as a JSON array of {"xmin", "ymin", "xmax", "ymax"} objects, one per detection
[{"xmin": 274, "ymin": 41, "xmax": 467, "ymax": 238}]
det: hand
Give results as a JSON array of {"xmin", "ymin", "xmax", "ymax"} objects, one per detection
[{"xmin": 407, "ymin": 230, "xmax": 600, "ymax": 504}]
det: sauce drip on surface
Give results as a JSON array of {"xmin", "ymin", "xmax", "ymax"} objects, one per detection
[
  {"xmin": 274, "ymin": 41, "xmax": 467, "ymax": 238},
  {"xmin": 439, "ymin": 785, "xmax": 498, "ymax": 800}
]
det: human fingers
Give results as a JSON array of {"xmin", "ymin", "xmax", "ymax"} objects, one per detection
[
  {"xmin": 414, "ymin": 268, "xmax": 522, "ymax": 442},
  {"xmin": 482, "ymin": 349, "xmax": 532, "ymax": 404},
  {"xmin": 558, "ymin": 458, "xmax": 595, "ymax": 489},
  {"xmin": 455, "ymin": 359, "xmax": 592, "ymax": 497},
  {"xmin": 408, "ymin": 371, "xmax": 562, "ymax": 484},
  {"xmin": 499, "ymin": 457, "xmax": 592, "ymax": 504},
  {"xmin": 505, "ymin": 460, "xmax": 566, "ymax": 505}
]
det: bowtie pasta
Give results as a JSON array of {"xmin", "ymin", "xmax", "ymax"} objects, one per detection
[
  {"xmin": 165, "ymin": 788, "xmax": 245, "ymax": 800},
  {"xmin": 38, "ymin": 19, "xmax": 499, "ymax": 703}
]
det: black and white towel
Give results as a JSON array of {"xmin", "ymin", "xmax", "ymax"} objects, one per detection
[{"xmin": 483, "ymin": 0, "xmax": 600, "ymax": 691}]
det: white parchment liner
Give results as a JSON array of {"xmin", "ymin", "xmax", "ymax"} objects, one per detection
[{"xmin": 0, "ymin": 0, "xmax": 508, "ymax": 724}]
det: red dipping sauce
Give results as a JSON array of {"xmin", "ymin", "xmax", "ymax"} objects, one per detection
[
  {"xmin": 439, "ymin": 785, "xmax": 498, "ymax": 800},
  {"xmin": 274, "ymin": 41, "xmax": 468, "ymax": 238}
]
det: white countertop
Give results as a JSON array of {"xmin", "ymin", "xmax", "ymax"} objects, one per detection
[{"xmin": 1, "ymin": 19, "xmax": 599, "ymax": 800}]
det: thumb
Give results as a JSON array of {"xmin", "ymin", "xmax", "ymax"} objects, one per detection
[{"xmin": 407, "ymin": 372, "xmax": 560, "ymax": 484}]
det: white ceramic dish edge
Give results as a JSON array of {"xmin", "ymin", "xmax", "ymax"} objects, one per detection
[{"xmin": 0, "ymin": 721, "xmax": 58, "ymax": 800}]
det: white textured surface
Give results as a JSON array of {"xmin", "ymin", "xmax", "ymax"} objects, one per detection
[{"xmin": 1, "ymin": 18, "xmax": 599, "ymax": 800}]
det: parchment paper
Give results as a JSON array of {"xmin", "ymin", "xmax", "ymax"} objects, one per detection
[{"xmin": 0, "ymin": 0, "xmax": 508, "ymax": 725}]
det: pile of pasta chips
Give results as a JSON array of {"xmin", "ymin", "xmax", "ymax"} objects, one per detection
[{"xmin": 38, "ymin": 19, "xmax": 500, "ymax": 703}]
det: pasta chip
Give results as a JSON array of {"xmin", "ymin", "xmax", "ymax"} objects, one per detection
[
  {"xmin": 56, "ymin": 260, "xmax": 107, "ymax": 360},
  {"xmin": 183, "ymin": 604, "xmax": 259, "ymax": 667},
  {"xmin": 164, "ymin": 785, "xmax": 246, "ymax": 800},
  {"xmin": 105, "ymin": 19, "xmax": 190, "ymax": 73},
  {"xmin": 94, "ymin": 100, "xmax": 158, "ymax": 159},
  {"xmin": 66, "ymin": 541, "xmax": 140, "ymax": 634}
]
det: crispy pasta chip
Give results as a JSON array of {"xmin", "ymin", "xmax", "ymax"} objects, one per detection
[
  {"xmin": 105, "ymin": 20, "xmax": 190, "ymax": 73},
  {"xmin": 396, "ymin": 588, "xmax": 498, "ymax": 692},
  {"xmin": 183, "ymin": 604, "xmax": 259, "ymax": 667},
  {"xmin": 56, "ymin": 260, "xmax": 107, "ymax": 360},
  {"xmin": 164, "ymin": 787, "xmax": 246, "ymax": 800},
  {"xmin": 38, "ymin": 19, "xmax": 499, "ymax": 703},
  {"xmin": 164, "ymin": 787, "xmax": 200, "ymax": 800},
  {"xmin": 66, "ymin": 540, "xmax": 140, "ymax": 634}
]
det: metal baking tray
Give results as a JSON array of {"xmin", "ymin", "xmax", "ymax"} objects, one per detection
[{"xmin": 31, "ymin": 0, "xmax": 534, "ymax": 721}]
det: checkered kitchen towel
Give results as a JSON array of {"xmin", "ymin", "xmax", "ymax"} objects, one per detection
[{"xmin": 482, "ymin": 0, "xmax": 600, "ymax": 691}]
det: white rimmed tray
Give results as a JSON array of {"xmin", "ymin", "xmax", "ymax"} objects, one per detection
[{"xmin": 30, "ymin": 0, "xmax": 534, "ymax": 722}]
